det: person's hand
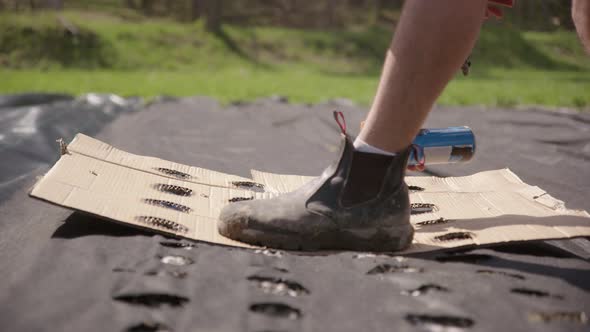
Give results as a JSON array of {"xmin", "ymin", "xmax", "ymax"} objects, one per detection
[{"xmin": 486, "ymin": 0, "xmax": 514, "ymax": 19}]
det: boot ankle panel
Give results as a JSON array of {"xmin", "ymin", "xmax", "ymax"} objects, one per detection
[
  {"xmin": 340, "ymin": 151, "xmax": 395, "ymax": 207},
  {"xmin": 305, "ymin": 134, "xmax": 355, "ymax": 212}
]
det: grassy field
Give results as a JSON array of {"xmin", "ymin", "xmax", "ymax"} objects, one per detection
[{"xmin": 1, "ymin": 11, "xmax": 589, "ymax": 108}]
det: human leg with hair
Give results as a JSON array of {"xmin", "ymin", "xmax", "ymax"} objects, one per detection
[{"xmin": 218, "ymin": 1, "xmax": 491, "ymax": 251}]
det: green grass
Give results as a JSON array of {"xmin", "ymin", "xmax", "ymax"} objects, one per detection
[{"xmin": 1, "ymin": 11, "xmax": 589, "ymax": 108}]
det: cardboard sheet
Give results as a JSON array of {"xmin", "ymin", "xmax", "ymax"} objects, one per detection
[{"xmin": 30, "ymin": 134, "xmax": 590, "ymax": 253}]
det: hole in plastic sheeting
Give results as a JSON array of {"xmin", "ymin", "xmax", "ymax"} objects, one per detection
[
  {"xmin": 353, "ymin": 253, "xmax": 407, "ymax": 261},
  {"xmin": 113, "ymin": 293, "xmax": 189, "ymax": 308},
  {"xmin": 154, "ymin": 167, "xmax": 191, "ymax": 180},
  {"xmin": 126, "ymin": 322, "xmax": 172, "ymax": 332},
  {"xmin": 528, "ymin": 311, "xmax": 587, "ymax": 324},
  {"xmin": 435, "ymin": 254, "xmax": 493, "ymax": 264},
  {"xmin": 136, "ymin": 216, "xmax": 189, "ymax": 233},
  {"xmin": 353, "ymin": 253, "xmax": 378, "ymax": 259},
  {"xmin": 248, "ymin": 275, "xmax": 310, "ymax": 297},
  {"xmin": 143, "ymin": 199, "xmax": 192, "ymax": 213},
  {"xmin": 249, "ymin": 302, "xmax": 302, "ymax": 320},
  {"xmin": 402, "ymin": 284, "xmax": 449, "ymax": 296},
  {"xmin": 408, "ymin": 185, "xmax": 425, "ymax": 192},
  {"xmin": 406, "ymin": 314, "xmax": 474, "ymax": 330},
  {"xmin": 160, "ymin": 255, "xmax": 194, "ymax": 266},
  {"xmin": 255, "ymin": 249, "xmax": 283, "ymax": 257},
  {"xmin": 367, "ymin": 264, "xmax": 423, "ymax": 275},
  {"xmin": 410, "ymin": 203, "xmax": 437, "ymax": 215},
  {"xmin": 476, "ymin": 269, "xmax": 526, "ymax": 280},
  {"xmin": 232, "ymin": 181, "xmax": 265, "ymax": 192},
  {"xmin": 435, "ymin": 232, "xmax": 474, "ymax": 242},
  {"xmin": 159, "ymin": 241, "xmax": 196, "ymax": 250},
  {"xmin": 228, "ymin": 196, "xmax": 255, "ymax": 203},
  {"xmin": 511, "ymin": 288, "xmax": 564, "ymax": 300},
  {"xmin": 145, "ymin": 270, "xmax": 188, "ymax": 279},
  {"xmin": 416, "ymin": 218, "xmax": 451, "ymax": 227},
  {"xmin": 153, "ymin": 184, "xmax": 193, "ymax": 197}
]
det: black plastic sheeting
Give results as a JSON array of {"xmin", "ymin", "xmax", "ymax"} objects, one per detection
[
  {"xmin": 0, "ymin": 95, "xmax": 589, "ymax": 332},
  {"xmin": 0, "ymin": 93, "xmax": 142, "ymax": 203}
]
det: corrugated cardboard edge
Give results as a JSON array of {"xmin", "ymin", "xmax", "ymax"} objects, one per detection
[
  {"xmin": 29, "ymin": 134, "xmax": 590, "ymax": 254},
  {"xmin": 67, "ymin": 134, "xmax": 263, "ymax": 190},
  {"xmin": 250, "ymin": 168, "xmax": 590, "ymax": 254}
]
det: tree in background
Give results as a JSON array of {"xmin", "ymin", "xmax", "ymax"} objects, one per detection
[
  {"xmin": 204, "ymin": 0, "xmax": 222, "ymax": 32},
  {"xmin": 1, "ymin": 0, "xmax": 575, "ymax": 31}
]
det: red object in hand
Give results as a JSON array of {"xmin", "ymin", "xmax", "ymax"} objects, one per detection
[{"xmin": 486, "ymin": 0, "xmax": 514, "ymax": 19}]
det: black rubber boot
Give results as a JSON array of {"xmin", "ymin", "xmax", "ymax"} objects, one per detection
[{"xmin": 218, "ymin": 114, "xmax": 414, "ymax": 252}]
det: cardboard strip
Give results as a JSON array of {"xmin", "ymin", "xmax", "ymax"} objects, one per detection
[
  {"xmin": 30, "ymin": 134, "xmax": 590, "ymax": 253},
  {"xmin": 67, "ymin": 134, "xmax": 263, "ymax": 190}
]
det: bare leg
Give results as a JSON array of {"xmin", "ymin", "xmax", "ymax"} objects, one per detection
[
  {"xmin": 358, "ymin": 0, "xmax": 488, "ymax": 153},
  {"xmin": 219, "ymin": 0, "xmax": 492, "ymax": 251},
  {"xmin": 573, "ymin": 0, "xmax": 590, "ymax": 54}
]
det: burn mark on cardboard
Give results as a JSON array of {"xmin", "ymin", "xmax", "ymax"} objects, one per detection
[
  {"xmin": 154, "ymin": 184, "xmax": 193, "ymax": 197},
  {"xmin": 159, "ymin": 241, "xmax": 196, "ymax": 250},
  {"xmin": 229, "ymin": 196, "xmax": 255, "ymax": 203},
  {"xmin": 248, "ymin": 275, "xmax": 310, "ymax": 297},
  {"xmin": 435, "ymin": 232, "xmax": 474, "ymax": 242},
  {"xmin": 416, "ymin": 217, "xmax": 451, "ymax": 226},
  {"xmin": 56, "ymin": 138, "xmax": 69, "ymax": 155},
  {"xmin": 477, "ymin": 269, "xmax": 526, "ymax": 280},
  {"xmin": 126, "ymin": 322, "xmax": 172, "ymax": 332},
  {"xmin": 410, "ymin": 203, "xmax": 438, "ymax": 214},
  {"xmin": 528, "ymin": 311, "xmax": 587, "ymax": 324},
  {"xmin": 367, "ymin": 264, "xmax": 423, "ymax": 275},
  {"xmin": 406, "ymin": 314, "xmax": 474, "ymax": 329},
  {"xmin": 249, "ymin": 302, "xmax": 302, "ymax": 320},
  {"xmin": 402, "ymin": 284, "xmax": 449, "ymax": 296},
  {"xmin": 136, "ymin": 216, "xmax": 189, "ymax": 233},
  {"xmin": 154, "ymin": 167, "xmax": 191, "ymax": 180},
  {"xmin": 408, "ymin": 185, "xmax": 425, "ymax": 192},
  {"xmin": 113, "ymin": 293, "xmax": 189, "ymax": 308},
  {"xmin": 142, "ymin": 199, "xmax": 192, "ymax": 213},
  {"xmin": 160, "ymin": 255, "xmax": 194, "ymax": 266},
  {"xmin": 436, "ymin": 253, "xmax": 492, "ymax": 263},
  {"xmin": 231, "ymin": 181, "xmax": 265, "ymax": 191},
  {"xmin": 511, "ymin": 288, "xmax": 564, "ymax": 300}
]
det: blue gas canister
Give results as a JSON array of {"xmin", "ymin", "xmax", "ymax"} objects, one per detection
[{"xmin": 408, "ymin": 126, "xmax": 476, "ymax": 167}]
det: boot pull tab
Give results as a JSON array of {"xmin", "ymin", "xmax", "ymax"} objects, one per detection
[{"xmin": 333, "ymin": 111, "xmax": 347, "ymax": 135}]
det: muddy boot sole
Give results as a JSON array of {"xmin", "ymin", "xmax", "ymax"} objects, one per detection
[{"xmin": 223, "ymin": 223, "xmax": 414, "ymax": 252}]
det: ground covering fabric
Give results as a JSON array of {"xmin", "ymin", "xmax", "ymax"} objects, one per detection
[{"xmin": 0, "ymin": 94, "xmax": 589, "ymax": 331}]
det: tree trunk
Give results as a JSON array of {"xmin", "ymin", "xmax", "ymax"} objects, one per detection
[
  {"xmin": 141, "ymin": 0, "xmax": 155, "ymax": 15},
  {"xmin": 125, "ymin": 0, "xmax": 137, "ymax": 9},
  {"xmin": 325, "ymin": 0, "xmax": 337, "ymax": 27},
  {"xmin": 205, "ymin": 0, "xmax": 222, "ymax": 32},
  {"xmin": 372, "ymin": 0, "xmax": 382, "ymax": 25},
  {"xmin": 45, "ymin": 0, "xmax": 63, "ymax": 10},
  {"xmin": 191, "ymin": 0, "xmax": 202, "ymax": 21}
]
